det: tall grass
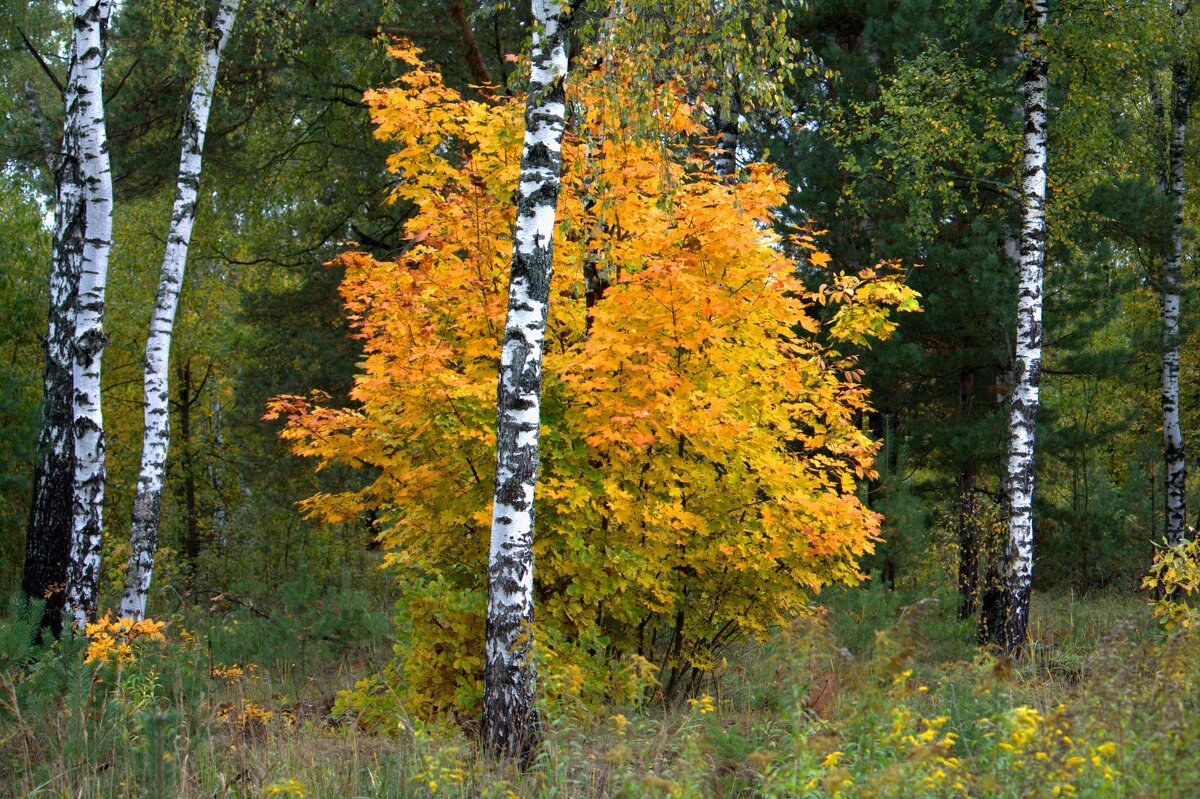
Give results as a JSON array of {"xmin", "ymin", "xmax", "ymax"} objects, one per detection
[{"xmin": 4, "ymin": 582, "xmax": 1196, "ymax": 798}]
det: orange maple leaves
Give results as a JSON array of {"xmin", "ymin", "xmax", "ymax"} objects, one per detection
[{"xmin": 266, "ymin": 43, "xmax": 918, "ymax": 715}]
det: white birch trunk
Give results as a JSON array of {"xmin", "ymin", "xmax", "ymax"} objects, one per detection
[
  {"xmin": 998, "ymin": 0, "xmax": 1048, "ymax": 654},
  {"xmin": 1159, "ymin": 1, "xmax": 1191, "ymax": 547},
  {"xmin": 66, "ymin": 0, "xmax": 113, "ymax": 629},
  {"xmin": 120, "ymin": 0, "xmax": 240, "ymax": 621},
  {"xmin": 482, "ymin": 0, "xmax": 571, "ymax": 764},
  {"xmin": 23, "ymin": 56, "xmax": 86, "ymax": 637},
  {"xmin": 714, "ymin": 83, "xmax": 741, "ymax": 179}
]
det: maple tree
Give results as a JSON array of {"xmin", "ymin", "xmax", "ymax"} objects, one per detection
[{"xmin": 267, "ymin": 43, "xmax": 918, "ymax": 718}]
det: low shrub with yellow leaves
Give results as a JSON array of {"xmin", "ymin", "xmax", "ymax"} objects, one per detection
[
  {"xmin": 210, "ymin": 662, "xmax": 257, "ymax": 684},
  {"xmin": 980, "ymin": 704, "xmax": 1120, "ymax": 796},
  {"xmin": 787, "ymin": 697, "xmax": 1121, "ymax": 799},
  {"xmin": 411, "ymin": 733, "xmax": 472, "ymax": 797},
  {"xmin": 214, "ymin": 699, "xmax": 273, "ymax": 732},
  {"xmin": 1143, "ymin": 536, "xmax": 1200, "ymax": 631},
  {"xmin": 84, "ymin": 613, "xmax": 167, "ymax": 665}
]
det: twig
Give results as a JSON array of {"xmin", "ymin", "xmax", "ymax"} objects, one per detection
[
  {"xmin": 105, "ymin": 56, "xmax": 141, "ymax": 105},
  {"xmin": 191, "ymin": 588, "xmax": 276, "ymax": 622},
  {"xmin": 17, "ymin": 27, "xmax": 64, "ymax": 95},
  {"xmin": 23, "ymin": 80, "xmax": 59, "ymax": 174}
]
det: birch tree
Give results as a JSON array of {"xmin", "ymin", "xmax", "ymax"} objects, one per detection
[
  {"xmin": 65, "ymin": 0, "xmax": 114, "ymax": 628},
  {"xmin": 1153, "ymin": 1, "xmax": 1193, "ymax": 547},
  {"xmin": 23, "ymin": 71, "xmax": 84, "ymax": 638},
  {"xmin": 482, "ymin": 0, "xmax": 571, "ymax": 764},
  {"xmin": 994, "ymin": 0, "xmax": 1048, "ymax": 653},
  {"xmin": 120, "ymin": 0, "xmax": 240, "ymax": 621}
]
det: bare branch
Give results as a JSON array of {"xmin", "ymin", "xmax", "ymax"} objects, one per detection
[
  {"xmin": 105, "ymin": 56, "xmax": 141, "ymax": 105},
  {"xmin": 446, "ymin": 0, "xmax": 495, "ymax": 92},
  {"xmin": 23, "ymin": 80, "xmax": 59, "ymax": 175},
  {"xmin": 17, "ymin": 27, "xmax": 64, "ymax": 96}
]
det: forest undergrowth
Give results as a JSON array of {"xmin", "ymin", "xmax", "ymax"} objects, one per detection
[{"xmin": 3, "ymin": 573, "xmax": 1197, "ymax": 799}]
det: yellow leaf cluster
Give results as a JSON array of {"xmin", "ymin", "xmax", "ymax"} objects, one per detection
[
  {"xmin": 268, "ymin": 44, "xmax": 918, "ymax": 717},
  {"xmin": 1143, "ymin": 536, "xmax": 1200, "ymax": 631},
  {"xmin": 84, "ymin": 613, "xmax": 167, "ymax": 665}
]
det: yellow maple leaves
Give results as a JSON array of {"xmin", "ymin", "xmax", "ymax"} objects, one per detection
[{"xmin": 267, "ymin": 43, "xmax": 918, "ymax": 716}]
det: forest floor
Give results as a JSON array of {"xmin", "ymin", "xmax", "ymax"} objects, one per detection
[{"xmin": 1, "ymin": 579, "xmax": 1195, "ymax": 798}]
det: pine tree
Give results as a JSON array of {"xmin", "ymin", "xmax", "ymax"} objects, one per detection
[{"xmin": 779, "ymin": 0, "xmax": 1017, "ymax": 605}]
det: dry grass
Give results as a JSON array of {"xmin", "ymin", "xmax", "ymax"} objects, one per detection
[{"xmin": 1, "ymin": 587, "xmax": 1194, "ymax": 798}]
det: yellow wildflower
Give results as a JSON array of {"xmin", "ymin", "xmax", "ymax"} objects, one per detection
[
  {"xmin": 687, "ymin": 694, "xmax": 715, "ymax": 715},
  {"xmin": 822, "ymin": 750, "xmax": 844, "ymax": 767},
  {"xmin": 262, "ymin": 780, "xmax": 305, "ymax": 798}
]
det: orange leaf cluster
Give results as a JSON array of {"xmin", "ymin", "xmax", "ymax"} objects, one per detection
[{"xmin": 266, "ymin": 44, "xmax": 918, "ymax": 716}]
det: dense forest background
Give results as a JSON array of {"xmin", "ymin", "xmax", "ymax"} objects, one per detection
[
  {"xmin": 4, "ymin": 0, "xmax": 1200, "ymax": 796},
  {"xmin": 1, "ymin": 0, "xmax": 1183, "ymax": 617}
]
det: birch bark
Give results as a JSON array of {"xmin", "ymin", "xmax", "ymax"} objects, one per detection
[
  {"xmin": 23, "ymin": 55, "xmax": 85, "ymax": 638},
  {"xmin": 1157, "ymin": 1, "xmax": 1191, "ymax": 547},
  {"xmin": 120, "ymin": 0, "xmax": 240, "ymax": 621},
  {"xmin": 996, "ymin": 0, "xmax": 1048, "ymax": 654},
  {"xmin": 482, "ymin": 0, "xmax": 571, "ymax": 764},
  {"xmin": 66, "ymin": 0, "xmax": 113, "ymax": 628},
  {"xmin": 714, "ymin": 82, "xmax": 741, "ymax": 179}
]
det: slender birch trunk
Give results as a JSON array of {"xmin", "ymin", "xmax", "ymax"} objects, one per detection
[
  {"xmin": 120, "ymin": 0, "xmax": 240, "ymax": 621},
  {"xmin": 993, "ymin": 0, "xmax": 1048, "ymax": 655},
  {"xmin": 66, "ymin": 0, "xmax": 114, "ymax": 628},
  {"xmin": 482, "ymin": 0, "xmax": 571, "ymax": 764},
  {"xmin": 23, "ymin": 61, "xmax": 85, "ymax": 638},
  {"xmin": 714, "ymin": 81, "xmax": 741, "ymax": 179},
  {"xmin": 1157, "ymin": 1, "xmax": 1191, "ymax": 547}
]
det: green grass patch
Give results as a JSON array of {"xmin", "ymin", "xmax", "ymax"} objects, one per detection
[{"xmin": 0, "ymin": 584, "xmax": 1192, "ymax": 798}]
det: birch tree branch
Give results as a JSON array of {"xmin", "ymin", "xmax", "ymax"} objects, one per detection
[
  {"xmin": 17, "ymin": 27, "xmax": 64, "ymax": 96},
  {"xmin": 23, "ymin": 80, "xmax": 59, "ymax": 175}
]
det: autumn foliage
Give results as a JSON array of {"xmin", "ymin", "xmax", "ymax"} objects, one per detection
[{"xmin": 266, "ymin": 44, "xmax": 918, "ymax": 718}]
